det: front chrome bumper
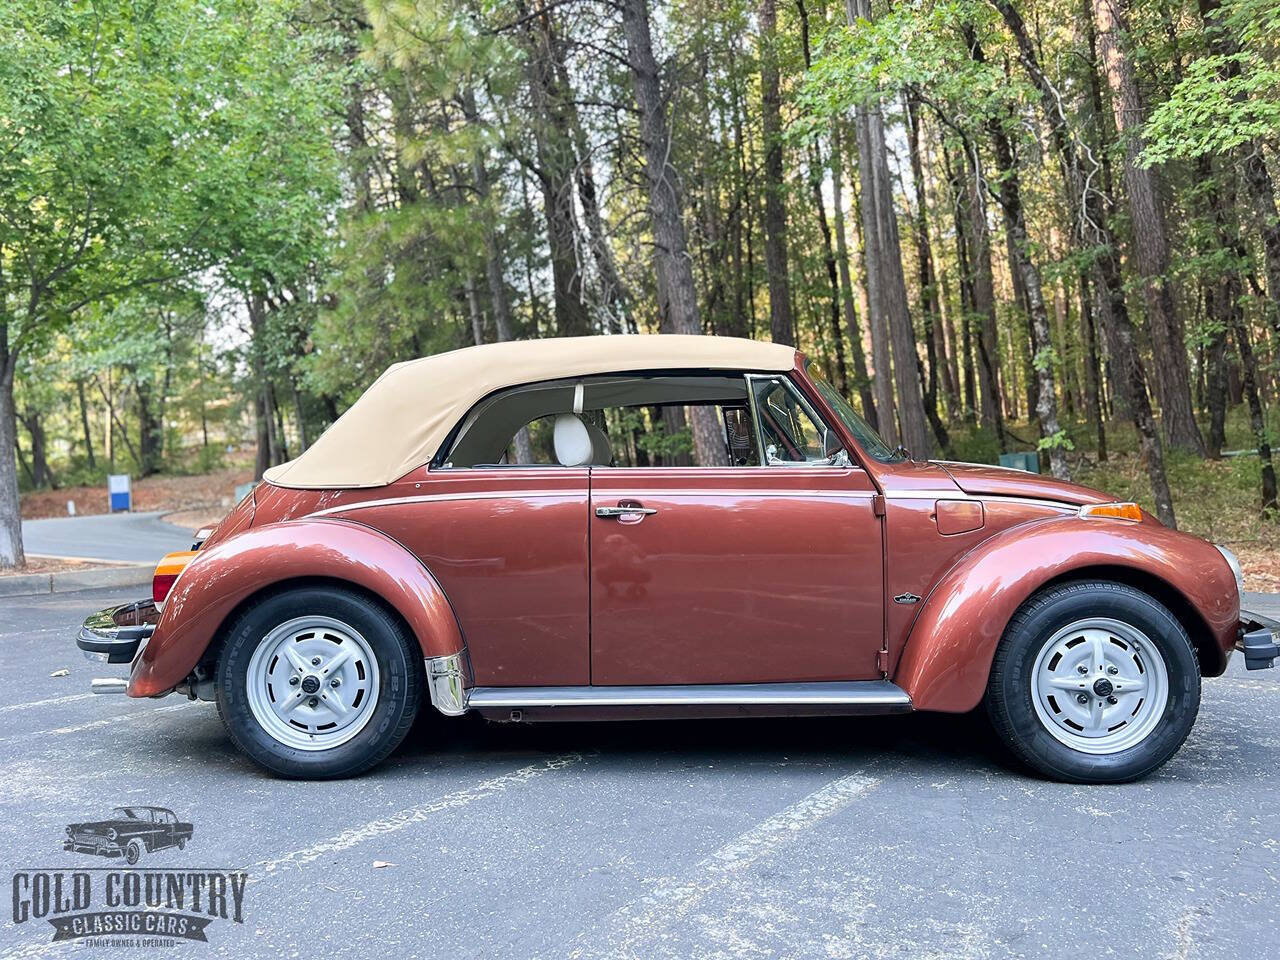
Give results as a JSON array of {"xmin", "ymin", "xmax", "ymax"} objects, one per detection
[{"xmin": 1239, "ymin": 610, "xmax": 1279, "ymax": 670}]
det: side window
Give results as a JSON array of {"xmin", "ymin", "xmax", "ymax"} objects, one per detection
[
  {"xmin": 443, "ymin": 374, "xmax": 763, "ymax": 468},
  {"xmin": 750, "ymin": 377, "xmax": 831, "ymax": 465}
]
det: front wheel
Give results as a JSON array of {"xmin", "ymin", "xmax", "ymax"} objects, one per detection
[
  {"xmin": 125, "ymin": 839, "xmax": 142, "ymax": 866},
  {"xmin": 985, "ymin": 581, "xmax": 1200, "ymax": 784},
  {"xmin": 215, "ymin": 587, "xmax": 423, "ymax": 779}
]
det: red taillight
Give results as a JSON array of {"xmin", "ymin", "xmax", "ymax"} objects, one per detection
[{"xmin": 152, "ymin": 551, "xmax": 197, "ymax": 605}]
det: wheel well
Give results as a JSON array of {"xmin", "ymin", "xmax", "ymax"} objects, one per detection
[
  {"xmin": 1037, "ymin": 565, "xmax": 1222, "ymax": 674},
  {"xmin": 194, "ymin": 576, "xmax": 423, "ymax": 676}
]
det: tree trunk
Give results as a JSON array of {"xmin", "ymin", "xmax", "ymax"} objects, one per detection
[
  {"xmin": 0, "ymin": 339, "xmax": 25, "ymax": 569},
  {"xmin": 846, "ymin": 0, "xmax": 932, "ymax": 458},
  {"xmin": 549, "ymin": 63, "xmax": 631, "ymax": 332},
  {"xmin": 904, "ymin": 94, "xmax": 951, "ymax": 455},
  {"xmin": 135, "ymin": 377, "xmax": 163, "ymax": 477},
  {"xmin": 759, "ymin": 0, "xmax": 794, "ymax": 346},
  {"xmin": 963, "ymin": 27, "xmax": 1068, "ymax": 477},
  {"xmin": 1202, "ymin": 283, "xmax": 1228, "ymax": 459},
  {"xmin": 95, "ymin": 375, "xmax": 140, "ymax": 468},
  {"xmin": 1233, "ymin": 310, "xmax": 1279, "ymax": 512},
  {"xmin": 963, "ymin": 145, "xmax": 1007, "ymax": 448},
  {"xmin": 942, "ymin": 141, "xmax": 979, "ymax": 423},
  {"xmin": 621, "ymin": 0, "xmax": 728, "ymax": 466},
  {"xmin": 1077, "ymin": 275, "xmax": 1108, "ymax": 460},
  {"xmin": 1198, "ymin": 0, "xmax": 1280, "ymax": 344},
  {"xmin": 76, "ymin": 379, "xmax": 97, "ymax": 470},
  {"xmin": 831, "ymin": 125, "xmax": 878, "ymax": 426},
  {"xmin": 797, "ymin": 2, "xmax": 848, "ymax": 393},
  {"xmin": 520, "ymin": 1, "xmax": 591, "ymax": 338},
  {"xmin": 248, "ymin": 293, "xmax": 277, "ymax": 480},
  {"xmin": 1093, "ymin": 0, "xmax": 1204, "ymax": 454},
  {"xmin": 18, "ymin": 407, "xmax": 54, "ymax": 489},
  {"xmin": 991, "ymin": 0, "xmax": 1126, "ymax": 461}
]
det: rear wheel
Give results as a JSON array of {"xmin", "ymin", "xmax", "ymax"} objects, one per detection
[
  {"xmin": 985, "ymin": 581, "xmax": 1200, "ymax": 784},
  {"xmin": 215, "ymin": 587, "xmax": 423, "ymax": 779}
]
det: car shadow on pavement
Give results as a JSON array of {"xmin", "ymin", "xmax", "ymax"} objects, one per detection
[{"xmin": 397, "ymin": 707, "xmax": 1020, "ymax": 778}]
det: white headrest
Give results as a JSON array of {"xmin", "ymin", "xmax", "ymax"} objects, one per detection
[{"xmin": 554, "ymin": 414, "xmax": 594, "ymax": 467}]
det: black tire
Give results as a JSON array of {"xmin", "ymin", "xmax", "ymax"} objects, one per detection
[
  {"xmin": 215, "ymin": 586, "xmax": 423, "ymax": 779},
  {"xmin": 985, "ymin": 580, "xmax": 1200, "ymax": 784},
  {"xmin": 125, "ymin": 839, "xmax": 142, "ymax": 865}
]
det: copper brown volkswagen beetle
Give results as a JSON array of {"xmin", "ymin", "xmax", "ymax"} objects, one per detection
[{"xmin": 76, "ymin": 335, "xmax": 1277, "ymax": 781}]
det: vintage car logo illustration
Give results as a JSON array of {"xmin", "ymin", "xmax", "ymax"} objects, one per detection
[
  {"xmin": 9, "ymin": 807, "xmax": 244, "ymax": 946},
  {"xmin": 64, "ymin": 806, "xmax": 193, "ymax": 866}
]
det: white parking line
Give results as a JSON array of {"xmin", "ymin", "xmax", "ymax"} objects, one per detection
[
  {"xmin": 252, "ymin": 753, "xmax": 585, "ymax": 877},
  {"xmin": 0, "ymin": 704, "xmax": 190, "ymax": 744},
  {"xmin": 565, "ymin": 769, "xmax": 881, "ymax": 960},
  {"xmin": 0, "ymin": 693, "xmax": 94, "ymax": 714}
]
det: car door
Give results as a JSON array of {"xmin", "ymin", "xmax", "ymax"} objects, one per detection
[{"xmin": 589, "ymin": 374, "xmax": 884, "ymax": 686}]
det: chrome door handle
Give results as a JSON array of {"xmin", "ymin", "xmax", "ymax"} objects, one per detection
[{"xmin": 595, "ymin": 505, "xmax": 658, "ymax": 518}]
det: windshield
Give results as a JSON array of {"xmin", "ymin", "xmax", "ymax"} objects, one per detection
[
  {"xmin": 112, "ymin": 807, "xmax": 144, "ymax": 820},
  {"xmin": 805, "ymin": 362, "xmax": 903, "ymax": 463}
]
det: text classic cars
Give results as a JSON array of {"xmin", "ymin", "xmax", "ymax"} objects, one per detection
[{"xmin": 75, "ymin": 335, "xmax": 1278, "ymax": 783}]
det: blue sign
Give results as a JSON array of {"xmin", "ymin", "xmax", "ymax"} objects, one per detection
[{"xmin": 107, "ymin": 474, "xmax": 131, "ymax": 512}]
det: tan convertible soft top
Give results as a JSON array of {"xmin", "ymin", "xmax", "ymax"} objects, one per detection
[{"xmin": 264, "ymin": 335, "xmax": 797, "ymax": 489}]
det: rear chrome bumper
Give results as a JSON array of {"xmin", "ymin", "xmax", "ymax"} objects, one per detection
[
  {"xmin": 1238, "ymin": 611, "xmax": 1279, "ymax": 671},
  {"xmin": 77, "ymin": 600, "xmax": 158, "ymax": 665}
]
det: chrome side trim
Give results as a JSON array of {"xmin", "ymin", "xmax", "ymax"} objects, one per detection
[
  {"xmin": 425, "ymin": 653, "xmax": 470, "ymax": 716},
  {"xmin": 467, "ymin": 680, "xmax": 911, "ymax": 709}
]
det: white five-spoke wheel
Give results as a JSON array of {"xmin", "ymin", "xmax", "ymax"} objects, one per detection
[
  {"xmin": 1030, "ymin": 617, "xmax": 1169, "ymax": 755},
  {"xmin": 986, "ymin": 581, "xmax": 1200, "ymax": 784},
  {"xmin": 245, "ymin": 616, "xmax": 381, "ymax": 751},
  {"xmin": 216, "ymin": 587, "xmax": 423, "ymax": 779}
]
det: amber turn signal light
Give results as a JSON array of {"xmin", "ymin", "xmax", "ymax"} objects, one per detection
[
  {"xmin": 1079, "ymin": 502, "xmax": 1143, "ymax": 522},
  {"xmin": 153, "ymin": 550, "xmax": 198, "ymax": 606}
]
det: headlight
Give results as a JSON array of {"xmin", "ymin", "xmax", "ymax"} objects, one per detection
[
  {"xmin": 1216, "ymin": 545, "xmax": 1244, "ymax": 595},
  {"xmin": 107, "ymin": 828, "xmax": 117, "ymax": 841}
]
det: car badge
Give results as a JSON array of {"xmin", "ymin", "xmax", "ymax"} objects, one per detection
[{"xmin": 893, "ymin": 592, "xmax": 921, "ymax": 605}]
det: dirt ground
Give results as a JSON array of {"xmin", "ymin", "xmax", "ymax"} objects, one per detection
[
  {"xmin": 20, "ymin": 467, "xmax": 253, "ymax": 521},
  {"xmin": 0, "ymin": 555, "xmax": 125, "ymax": 578}
]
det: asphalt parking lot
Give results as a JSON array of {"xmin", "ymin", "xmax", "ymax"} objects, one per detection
[{"xmin": 2, "ymin": 587, "xmax": 1278, "ymax": 959}]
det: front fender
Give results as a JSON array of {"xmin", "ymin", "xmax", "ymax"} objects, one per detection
[
  {"xmin": 128, "ymin": 519, "xmax": 464, "ymax": 697},
  {"xmin": 895, "ymin": 515, "xmax": 1238, "ymax": 713}
]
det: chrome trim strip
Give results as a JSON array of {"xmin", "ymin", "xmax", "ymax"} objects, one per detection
[
  {"xmin": 425, "ymin": 653, "xmax": 470, "ymax": 716},
  {"xmin": 315, "ymin": 488, "xmax": 877, "ymax": 518},
  {"xmin": 311, "ymin": 490, "xmax": 577, "ymax": 518},
  {"xmin": 466, "ymin": 680, "xmax": 911, "ymax": 709}
]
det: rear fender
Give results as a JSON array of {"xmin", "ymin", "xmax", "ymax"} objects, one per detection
[
  {"xmin": 895, "ymin": 516, "xmax": 1238, "ymax": 712},
  {"xmin": 128, "ymin": 519, "xmax": 464, "ymax": 697}
]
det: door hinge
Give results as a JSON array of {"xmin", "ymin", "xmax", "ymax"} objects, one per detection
[
  {"xmin": 876, "ymin": 648, "xmax": 890, "ymax": 676},
  {"xmin": 872, "ymin": 494, "xmax": 886, "ymax": 516}
]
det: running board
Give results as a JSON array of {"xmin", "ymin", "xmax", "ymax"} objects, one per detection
[{"xmin": 466, "ymin": 680, "xmax": 912, "ymax": 711}]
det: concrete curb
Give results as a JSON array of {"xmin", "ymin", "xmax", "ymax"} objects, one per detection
[{"xmin": 0, "ymin": 564, "xmax": 152, "ymax": 598}]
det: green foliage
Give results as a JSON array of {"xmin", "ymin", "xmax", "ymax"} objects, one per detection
[
  {"xmin": 950, "ymin": 425, "xmax": 1002, "ymax": 465},
  {"xmin": 1143, "ymin": 56, "xmax": 1280, "ymax": 163}
]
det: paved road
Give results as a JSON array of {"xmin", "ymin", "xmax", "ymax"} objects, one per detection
[
  {"xmin": 2, "ymin": 587, "xmax": 1278, "ymax": 959},
  {"xmin": 22, "ymin": 512, "xmax": 193, "ymax": 564}
]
